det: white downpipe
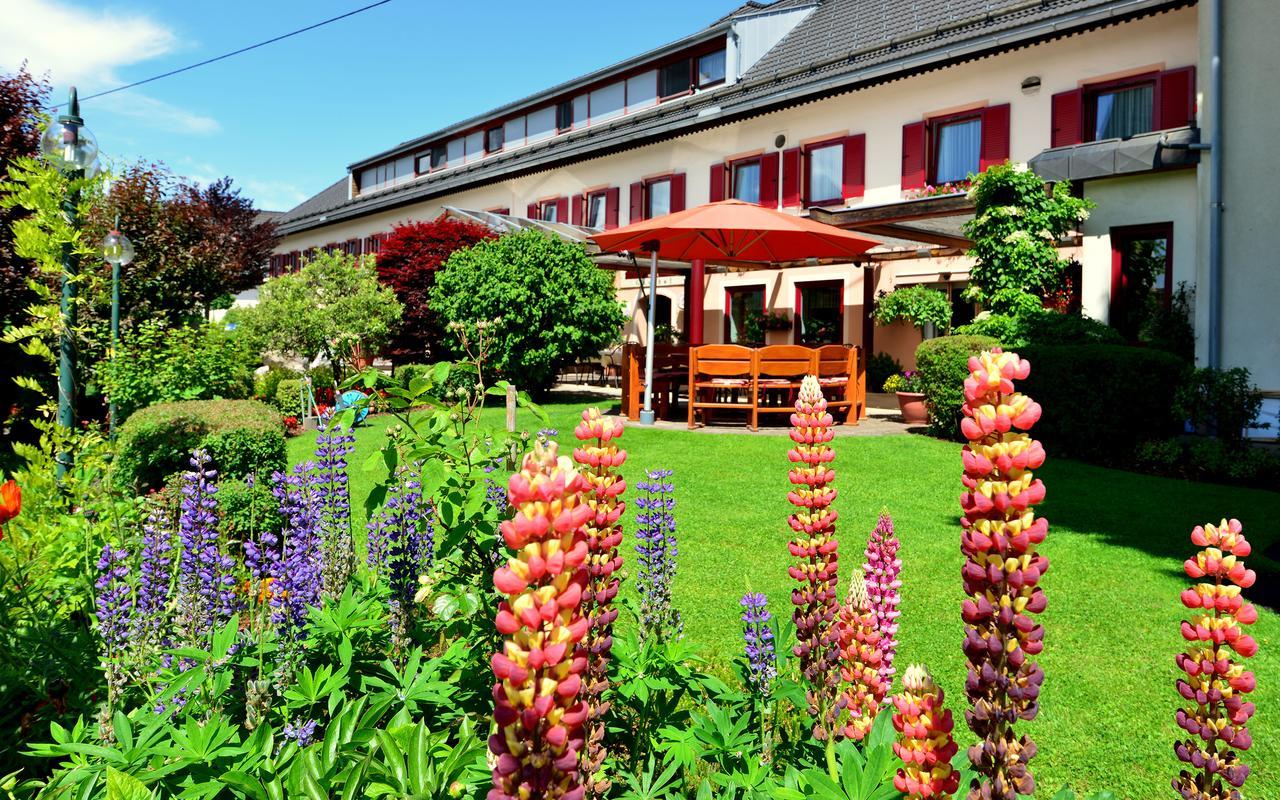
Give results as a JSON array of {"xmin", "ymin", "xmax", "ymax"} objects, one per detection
[{"xmin": 640, "ymin": 249, "xmax": 659, "ymax": 424}]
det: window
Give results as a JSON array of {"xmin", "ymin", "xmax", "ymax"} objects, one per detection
[
  {"xmin": 795, "ymin": 282, "xmax": 843, "ymax": 344},
  {"xmin": 504, "ymin": 116, "xmax": 527, "ymax": 149},
  {"xmin": 485, "ymin": 126, "xmax": 504, "ymax": 153},
  {"xmin": 646, "ymin": 178, "xmax": 672, "ymax": 218},
  {"xmin": 589, "ymin": 82, "xmax": 624, "ymax": 124},
  {"xmin": 446, "ymin": 137, "xmax": 465, "ymax": 167},
  {"xmin": 539, "ymin": 200, "xmax": 560, "ymax": 223},
  {"xmin": 417, "ymin": 145, "xmax": 446, "ymax": 174},
  {"xmin": 731, "ymin": 159, "xmax": 761, "ymax": 204},
  {"xmin": 806, "ymin": 143, "xmax": 843, "ymax": 204},
  {"xmin": 652, "ymin": 294, "xmax": 673, "ymax": 331},
  {"xmin": 627, "ymin": 70, "xmax": 658, "ymax": 110},
  {"xmin": 948, "ymin": 283, "xmax": 977, "ymax": 328},
  {"xmin": 931, "ymin": 115, "xmax": 981, "ymax": 184},
  {"xmin": 1110, "ymin": 223, "xmax": 1173, "ymax": 340},
  {"xmin": 587, "ymin": 192, "xmax": 608, "ymax": 229},
  {"xmin": 1090, "ymin": 80, "xmax": 1155, "ymax": 140},
  {"xmin": 698, "ymin": 50, "xmax": 726, "ymax": 87},
  {"xmin": 526, "ymin": 107, "xmax": 555, "ymax": 142},
  {"xmin": 660, "ymin": 58, "xmax": 692, "ymax": 98},
  {"xmin": 556, "ymin": 99, "xmax": 574, "ymax": 132},
  {"xmin": 725, "ymin": 286, "xmax": 765, "ymax": 343}
]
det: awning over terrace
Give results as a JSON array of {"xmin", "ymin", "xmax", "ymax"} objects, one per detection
[{"xmin": 807, "ymin": 191, "xmax": 975, "ymax": 259}]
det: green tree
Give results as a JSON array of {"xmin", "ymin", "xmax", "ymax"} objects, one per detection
[
  {"xmin": 963, "ymin": 162, "xmax": 1092, "ymax": 315},
  {"xmin": 430, "ymin": 230, "xmax": 625, "ymax": 395},
  {"xmin": 233, "ymin": 251, "xmax": 402, "ymax": 377}
]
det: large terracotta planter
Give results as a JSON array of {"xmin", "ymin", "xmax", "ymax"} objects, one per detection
[{"xmin": 895, "ymin": 391, "xmax": 928, "ymax": 425}]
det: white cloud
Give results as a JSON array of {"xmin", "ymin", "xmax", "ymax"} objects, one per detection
[
  {"xmin": 241, "ymin": 180, "xmax": 309, "ymax": 213},
  {"xmin": 0, "ymin": 0, "xmax": 217, "ymax": 134}
]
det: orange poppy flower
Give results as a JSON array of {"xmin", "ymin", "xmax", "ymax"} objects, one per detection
[{"xmin": 0, "ymin": 479, "xmax": 19, "ymax": 527}]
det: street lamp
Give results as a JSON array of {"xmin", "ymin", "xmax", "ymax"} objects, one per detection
[
  {"xmin": 103, "ymin": 224, "xmax": 134, "ymax": 437},
  {"xmin": 39, "ymin": 87, "xmax": 97, "ymax": 478}
]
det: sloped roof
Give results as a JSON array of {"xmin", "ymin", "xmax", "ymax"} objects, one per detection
[{"xmin": 278, "ymin": 0, "xmax": 1190, "ymax": 236}]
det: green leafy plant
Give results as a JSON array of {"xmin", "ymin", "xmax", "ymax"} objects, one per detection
[
  {"xmin": 963, "ymin": 162, "xmax": 1092, "ymax": 315},
  {"xmin": 1175, "ymin": 366, "xmax": 1265, "ymax": 445},
  {"xmin": 957, "ymin": 309, "xmax": 1122, "ymax": 348},
  {"xmin": 872, "ymin": 285, "xmax": 952, "ymax": 333},
  {"xmin": 865, "ymin": 353, "xmax": 902, "ymax": 395},
  {"xmin": 881, "ymin": 371, "xmax": 923, "ymax": 394},
  {"xmin": 913, "ymin": 335, "xmax": 1000, "ymax": 437}
]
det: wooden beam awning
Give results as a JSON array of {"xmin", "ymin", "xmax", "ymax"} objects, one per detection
[{"xmin": 807, "ymin": 192, "xmax": 976, "ymax": 259}]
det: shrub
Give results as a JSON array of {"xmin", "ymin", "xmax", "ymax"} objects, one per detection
[
  {"xmin": 1175, "ymin": 366, "xmax": 1264, "ymax": 445},
  {"xmin": 1017, "ymin": 344, "xmax": 1187, "ymax": 463},
  {"xmin": 866, "ymin": 352, "xmax": 902, "ymax": 393},
  {"xmin": 956, "ymin": 310, "xmax": 1122, "ymax": 348},
  {"xmin": 102, "ymin": 319, "xmax": 255, "ymax": 421},
  {"xmin": 914, "ymin": 335, "xmax": 1000, "ymax": 438},
  {"xmin": 219, "ymin": 477, "xmax": 282, "ymax": 540},
  {"xmin": 1140, "ymin": 282, "xmax": 1196, "ymax": 361},
  {"xmin": 430, "ymin": 230, "xmax": 626, "ymax": 395},
  {"xmin": 393, "ymin": 363, "xmax": 431, "ymax": 390},
  {"xmin": 113, "ymin": 399, "xmax": 286, "ymax": 492},
  {"xmin": 873, "ymin": 285, "xmax": 952, "ymax": 332},
  {"xmin": 275, "ymin": 379, "xmax": 303, "ymax": 418},
  {"xmin": 254, "ymin": 367, "xmax": 297, "ymax": 406}
]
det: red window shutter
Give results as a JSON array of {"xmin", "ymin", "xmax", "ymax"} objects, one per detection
[
  {"xmin": 842, "ymin": 134, "xmax": 865, "ymax": 199},
  {"xmin": 670, "ymin": 173, "xmax": 686, "ymax": 213},
  {"xmin": 629, "ymin": 181, "xmax": 644, "ymax": 222},
  {"xmin": 571, "ymin": 194, "xmax": 584, "ymax": 226},
  {"xmin": 526, "ymin": 202, "xmax": 538, "ymax": 219},
  {"xmin": 709, "ymin": 163, "xmax": 725, "ymax": 202},
  {"xmin": 979, "ymin": 103, "xmax": 1011, "ymax": 172},
  {"xmin": 901, "ymin": 121, "xmax": 926, "ymax": 190},
  {"xmin": 1051, "ymin": 89, "xmax": 1083, "ymax": 147},
  {"xmin": 781, "ymin": 147, "xmax": 801, "ymax": 207},
  {"xmin": 605, "ymin": 187, "xmax": 620, "ymax": 229},
  {"xmin": 555, "ymin": 197, "xmax": 568, "ymax": 222},
  {"xmin": 759, "ymin": 151, "xmax": 779, "ymax": 208},
  {"xmin": 1157, "ymin": 66, "xmax": 1196, "ymax": 129}
]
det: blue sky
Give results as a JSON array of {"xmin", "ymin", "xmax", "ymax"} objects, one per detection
[{"xmin": 1, "ymin": 0, "xmax": 736, "ymax": 211}]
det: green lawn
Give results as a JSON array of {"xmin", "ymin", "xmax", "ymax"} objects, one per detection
[{"xmin": 289, "ymin": 398, "xmax": 1280, "ymax": 799}]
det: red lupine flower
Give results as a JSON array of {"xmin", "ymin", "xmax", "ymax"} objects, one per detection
[
  {"xmin": 837, "ymin": 573, "xmax": 886, "ymax": 741},
  {"xmin": 891, "ymin": 664, "xmax": 960, "ymax": 800},
  {"xmin": 1174, "ymin": 518, "xmax": 1256, "ymax": 800},
  {"xmin": 490, "ymin": 441, "xmax": 593, "ymax": 800},
  {"xmin": 958, "ymin": 349, "xmax": 1047, "ymax": 800},
  {"xmin": 787, "ymin": 375, "xmax": 844, "ymax": 741},
  {"xmin": 571, "ymin": 408, "xmax": 627, "ymax": 799}
]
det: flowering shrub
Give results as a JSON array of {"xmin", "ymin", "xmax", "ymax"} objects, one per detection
[
  {"xmin": 882, "ymin": 370, "xmax": 924, "ymax": 394},
  {"xmin": 959, "ymin": 349, "xmax": 1048, "ymax": 799},
  {"xmin": 1174, "ymin": 519, "xmax": 1257, "ymax": 800},
  {"xmin": 903, "ymin": 179, "xmax": 971, "ymax": 199}
]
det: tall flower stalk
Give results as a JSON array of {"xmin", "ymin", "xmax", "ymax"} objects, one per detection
[
  {"xmin": 134, "ymin": 502, "xmax": 174, "ymax": 652},
  {"xmin": 94, "ymin": 543, "xmax": 133, "ymax": 704},
  {"xmin": 786, "ymin": 375, "xmax": 843, "ymax": 746},
  {"xmin": 176, "ymin": 450, "xmax": 237, "ymax": 644},
  {"xmin": 958, "ymin": 350, "xmax": 1048, "ymax": 800},
  {"xmin": 837, "ymin": 573, "xmax": 886, "ymax": 742},
  {"xmin": 1174, "ymin": 519, "xmax": 1257, "ymax": 800},
  {"xmin": 572, "ymin": 408, "xmax": 627, "ymax": 799},
  {"xmin": 634, "ymin": 468, "xmax": 680, "ymax": 640},
  {"xmin": 314, "ymin": 420, "xmax": 356, "ymax": 598},
  {"xmin": 740, "ymin": 592, "xmax": 777, "ymax": 697},
  {"xmin": 490, "ymin": 441, "xmax": 593, "ymax": 800},
  {"xmin": 864, "ymin": 510, "xmax": 902, "ymax": 689},
  {"xmin": 366, "ymin": 465, "xmax": 432, "ymax": 658},
  {"xmin": 891, "ymin": 664, "xmax": 960, "ymax": 800}
]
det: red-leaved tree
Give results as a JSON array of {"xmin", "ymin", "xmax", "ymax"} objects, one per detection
[{"xmin": 375, "ymin": 216, "xmax": 493, "ymax": 360}]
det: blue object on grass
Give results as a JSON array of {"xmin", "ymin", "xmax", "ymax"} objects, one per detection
[{"xmin": 336, "ymin": 389, "xmax": 369, "ymax": 425}]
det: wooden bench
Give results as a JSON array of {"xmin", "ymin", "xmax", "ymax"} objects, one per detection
[
  {"xmin": 622, "ymin": 343, "xmax": 690, "ymax": 420},
  {"xmin": 754, "ymin": 344, "xmax": 815, "ymax": 426},
  {"xmin": 687, "ymin": 345, "xmax": 757, "ymax": 429},
  {"xmin": 815, "ymin": 344, "xmax": 865, "ymax": 422}
]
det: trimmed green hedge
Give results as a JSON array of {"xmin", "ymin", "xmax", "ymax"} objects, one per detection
[
  {"xmin": 1017, "ymin": 343, "xmax": 1188, "ymax": 463},
  {"xmin": 915, "ymin": 335, "xmax": 1001, "ymax": 437},
  {"xmin": 114, "ymin": 399, "xmax": 286, "ymax": 493}
]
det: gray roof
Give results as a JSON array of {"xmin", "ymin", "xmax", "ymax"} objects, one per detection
[{"xmin": 278, "ymin": 0, "xmax": 1190, "ymax": 237}]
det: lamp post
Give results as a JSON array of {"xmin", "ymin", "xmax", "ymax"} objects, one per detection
[
  {"xmin": 39, "ymin": 87, "xmax": 97, "ymax": 479},
  {"xmin": 103, "ymin": 222, "xmax": 134, "ymax": 437}
]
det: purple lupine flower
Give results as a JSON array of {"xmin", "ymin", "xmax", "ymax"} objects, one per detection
[
  {"xmin": 134, "ymin": 503, "xmax": 173, "ymax": 642},
  {"xmin": 282, "ymin": 718, "xmax": 318, "ymax": 748},
  {"xmin": 536, "ymin": 427, "xmax": 559, "ymax": 439},
  {"xmin": 634, "ymin": 468, "xmax": 681, "ymax": 640},
  {"xmin": 314, "ymin": 421, "xmax": 356, "ymax": 598},
  {"xmin": 177, "ymin": 450, "xmax": 237, "ymax": 642},
  {"xmin": 863, "ymin": 510, "xmax": 902, "ymax": 687},
  {"xmin": 271, "ymin": 463, "xmax": 324, "ymax": 632},
  {"xmin": 740, "ymin": 592, "xmax": 777, "ymax": 697},
  {"xmin": 95, "ymin": 544, "xmax": 133, "ymax": 653},
  {"xmin": 366, "ymin": 466, "xmax": 433, "ymax": 656}
]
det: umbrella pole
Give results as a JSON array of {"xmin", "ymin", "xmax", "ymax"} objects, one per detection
[{"xmin": 640, "ymin": 249, "xmax": 659, "ymax": 425}]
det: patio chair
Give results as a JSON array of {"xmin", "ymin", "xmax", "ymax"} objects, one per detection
[
  {"xmin": 754, "ymin": 344, "xmax": 815, "ymax": 424},
  {"xmin": 815, "ymin": 344, "xmax": 858, "ymax": 424},
  {"xmin": 688, "ymin": 344, "xmax": 757, "ymax": 430}
]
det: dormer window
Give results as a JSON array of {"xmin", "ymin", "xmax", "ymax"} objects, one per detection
[
  {"xmin": 485, "ymin": 126, "xmax": 504, "ymax": 154},
  {"xmin": 698, "ymin": 50, "xmax": 726, "ymax": 87},
  {"xmin": 556, "ymin": 100, "xmax": 574, "ymax": 132},
  {"xmin": 660, "ymin": 58, "xmax": 692, "ymax": 98}
]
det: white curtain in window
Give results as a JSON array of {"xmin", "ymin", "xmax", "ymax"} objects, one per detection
[
  {"xmin": 588, "ymin": 194, "xmax": 607, "ymax": 228},
  {"xmin": 647, "ymin": 180, "xmax": 671, "ymax": 218},
  {"xmin": 934, "ymin": 118, "xmax": 981, "ymax": 184},
  {"xmin": 808, "ymin": 145, "xmax": 842, "ymax": 202},
  {"xmin": 733, "ymin": 161, "xmax": 760, "ymax": 204},
  {"xmin": 1095, "ymin": 85, "xmax": 1154, "ymax": 140}
]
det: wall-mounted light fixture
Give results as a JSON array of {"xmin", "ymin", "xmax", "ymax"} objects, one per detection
[{"xmin": 1021, "ymin": 76, "xmax": 1042, "ymax": 95}]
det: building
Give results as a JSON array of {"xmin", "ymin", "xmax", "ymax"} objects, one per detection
[{"xmin": 270, "ymin": 0, "xmax": 1278, "ymax": 428}]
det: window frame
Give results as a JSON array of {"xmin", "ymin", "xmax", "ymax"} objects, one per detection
[
  {"xmin": 802, "ymin": 137, "xmax": 846, "ymax": 206},
  {"xmin": 697, "ymin": 49, "xmax": 726, "ymax": 89},
  {"xmin": 485, "ymin": 125, "xmax": 504, "ymax": 154},
  {"xmin": 728, "ymin": 156, "xmax": 763, "ymax": 205},
  {"xmin": 644, "ymin": 175, "xmax": 674, "ymax": 219},
  {"xmin": 555, "ymin": 99, "xmax": 575, "ymax": 133},
  {"xmin": 793, "ymin": 280, "xmax": 845, "ymax": 345},
  {"xmin": 658, "ymin": 57, "xmax": 694, "ymax": 101},
  {"xmin": 538, "ymin": 198, "xmax": 562, "ymax": 223},
  {"xmin": 723, "ymin": 284, "xmax": 767, "ymax": 343},
  {"xmin": 585, "ymin": 189, "xmax": 610, "ymax": 229},
  {"xmin": 1084, "ymin": 72, "xmax": 1159, "ymax": 142},
  {"xmin": 1110, "ymin": 222, "xmax": 1174, "ymax": 337},
  {"xmin": 927, "ymin": 110, "xmax": 983, "ymax": 186}
]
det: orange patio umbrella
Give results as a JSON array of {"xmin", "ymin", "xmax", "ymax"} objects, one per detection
[{"xmin": 589, "ymin": 199, "xmax": 879, "ymax": 424}]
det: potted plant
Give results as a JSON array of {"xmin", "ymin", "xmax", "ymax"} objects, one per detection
[
  {"xmin": 883, "ymin": 370, "xmax": 927, "ymax": 424},
  {"xmin": 743, "ymin": 310, "xmax": 793, "ymax": 345}
]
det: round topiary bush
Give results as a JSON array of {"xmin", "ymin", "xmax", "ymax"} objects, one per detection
[
  {"xmin": 113, "ymin": 399, "xmax": 287, "ymax": 493},
  {"xmin": 914, "ymin": 334, "xmax": 1001, "ymax": 438}
]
